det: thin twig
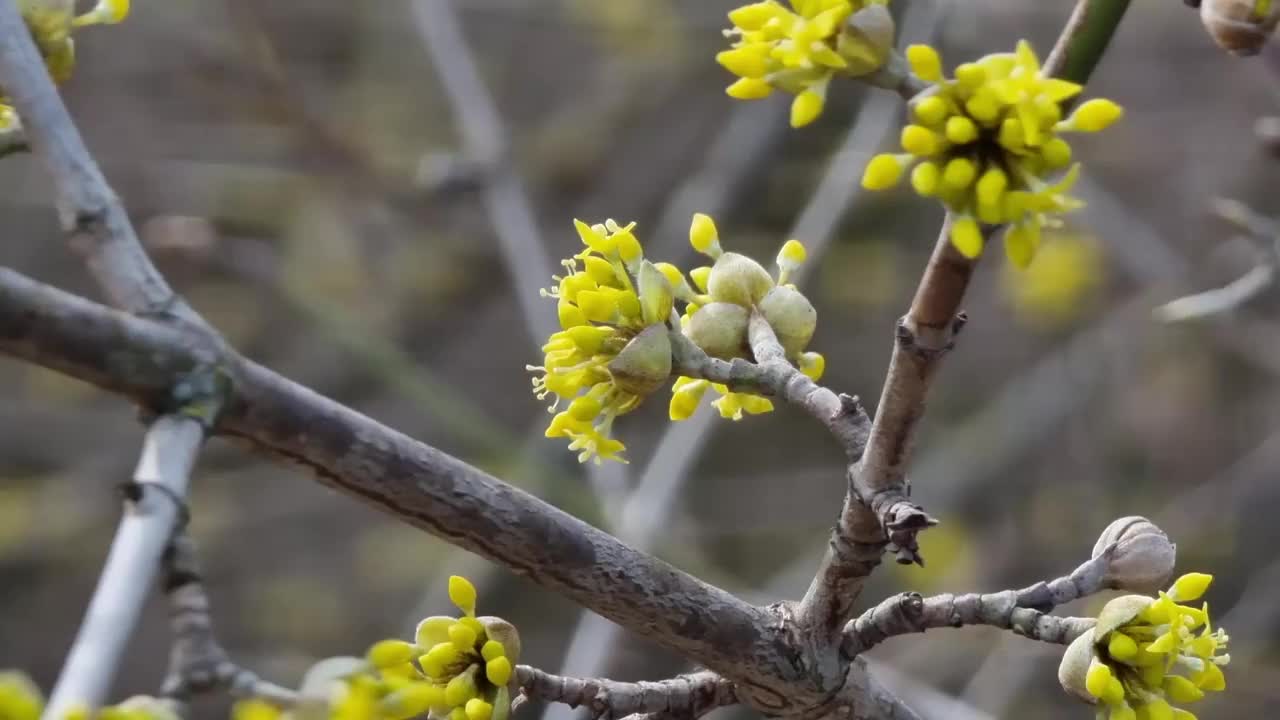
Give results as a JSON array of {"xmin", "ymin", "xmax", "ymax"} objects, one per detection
[
  {"xmin": 160, "ymin": 533, "xmax": 298, "ymax": 706},
  {"xmin": 842, "ymin": 590, "xmax": 1094, "ymax": 657}
]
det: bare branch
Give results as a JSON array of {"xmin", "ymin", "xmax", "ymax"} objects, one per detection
[
  {"xmin": 797, "ymin": 219, "xmax": 974, "ymax": 640},
  {"xmin": 42, "ymin": 415, "xmax": 208, "ymax": 719},
  {"xmin": 516, "ymin": 667, "xmax": 737, "ymax": 719},
  {"xmin": 160, "ymin": 533, "xmax": 298, "ymax": 706},
  {"xmin": 0, "ymin": 268, "xmax": 820, "ymax": 714},
  {"xmin": 842, "ymin": 591, "xmax": 1095, "ymax": 657}
]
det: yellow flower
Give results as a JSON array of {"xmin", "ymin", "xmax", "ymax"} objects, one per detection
[
  {"xmin": 535, "ymin": 214, "xmax": 827, "ymax": 453},
  {"xmin": 528, "ymin": 220, "xmax": 681, "ymax": 463},
  {"xmin": 860, "ymin": 40, "xmax": 1121, "ymax": 265},
  {"xmin": 1, "ymin": 0, "xmax": 130, "ymax": 134},
  {"xmin": 1065, "ymin": 573, "xmax": 1229, "ymax": 720},
  {"xmin": 1001, "ymin": 231, "xmax": 1102, "ymax": 329},
  {"xmin": 0, "ymin": 672, "xmax": 42, "ymax": 720},
  {"xmin": 717, "ymin": 0, "xmax": 893, "ymax": 127}
]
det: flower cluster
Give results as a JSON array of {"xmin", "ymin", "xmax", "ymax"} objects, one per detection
[
  {"xmin": 4, "ymin": 0, "xmax": 130, "ymax": 134},
  {"xmin": 529, "ymin": 215, "xmax": 826, "ymax": 462},
  {"xmin": 1059, "ymin": 573, "xmax": 1229, "ymax": 720},
  {"xmin": 861, "ymin": 41, "xmax": 1123, "ymax": 266},
  {"xmin": 232, "ymin": 576, "xmax": 519, "ymax": 720},
  {"xmin": 528, "ymin": 219, "xmax": 675, "ymax": 464},
  {"xmin": 717, "ymin": 0, "xmax": 894, "ymax": 127}
]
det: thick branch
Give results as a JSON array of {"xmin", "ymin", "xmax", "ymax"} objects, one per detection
[
  {"xmin": 0, "ymin": 268, "xmax": 821, "ymax": 714},
  {"xmin": 515, "ymin": 667, "xmax": 736, "ymax": 719},
  {"xmin": 42, "ymin": 415, "xmax": 208, "ymax": 719},
  {"xmin": 841, "ymin": 591, "xmax": 1095, "ymax": 657}
]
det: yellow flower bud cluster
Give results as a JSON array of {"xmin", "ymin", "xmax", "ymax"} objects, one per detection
[
  {"xmin": 531, "ymin": 214, "xmax": 828, "ymax": 459},
  {"xmin": 669, "ymin": 213, "xmax": 825, "ymax": 422},
  {"xmin": 3, "ymin": 1, "xmax": 131, "ymax": 132},
  {"xmin": 860, "ymin": 40, "xmax": 1123, "ymax": 267},
  {"xmin": 528, "ymin": 218, "xmax": 678, "ymax": 464},
  {"xmin": 1060, "ymin": 574, "xmax": 1229, "ymax": 720},
  {"xmin": 230, "ymin": 576, "xmax": 519, "ymax": 720},
  {"xmin": 716, "ymin": 0, "xmax": 894, "ymax": 128}
]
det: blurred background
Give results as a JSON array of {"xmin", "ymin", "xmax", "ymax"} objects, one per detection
[{"xmin": 1, "ymin": 0, "xmax": 1279, "ymax": 718}]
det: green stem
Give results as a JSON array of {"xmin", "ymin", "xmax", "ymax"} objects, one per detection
[{"xmin": 1044, "ymin": 0, "xmax": 1134, "ymax": 85}]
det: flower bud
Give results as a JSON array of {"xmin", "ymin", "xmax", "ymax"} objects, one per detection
[
  {"xmin": 838, "ymin": 4, "xmax": 895, "ymax": 74},
  {"xmin": 607, "ymin": 324, "xmax": 673, "ymax": 396},
  {"xmin": 1092, "ymin": 516, "xmax": 1176, "ymax": 594},
  {"xmin": 448, "ymin": 576, "xmax": 477, "ymax": 616},
  {"xmin": 758, "ymin": 285, "xmax": 817, "ymax": 356},
  {"xmin": 477, "ymin": 616, "xmax": 522, "ymax": 667},
  {"xmin": 366, "ymin": 639, "xmax": 416, "ymax": 669},
  {"xmin": 416, "ymin": 616, "xmax": 458, "ymax": 647},
  {"xmin": 1058, "ymin": 629, "xmax": 1098, "ymax": 704},
  {"xmin": 1199, "ymin": 0, "xmax": 1280, "ymax": 56},
  {"xmin": 684, "ymin": 302, "xmax": 749, "ymax": 359},
  {"xmin": 637, "ymin": 261, "xmax": 675, "ymax": 325},
  {"xmin": 707, "ymin": 252, "xmax": 774, "ymax": 307}
]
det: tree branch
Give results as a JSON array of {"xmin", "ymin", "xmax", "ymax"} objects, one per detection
[
  {"xmin": 160, "ymin": 533, "xmax": 298, "ymax": 706},
  {"xmin": 670, "ymin": 324, "xmax": 871, "ymax": 463},
  {"xmin": 841, "ymin": 591, "xmax": 1095, "ymax": 657},
  {"xmin": 0, "ymin": 267, "xmax": 824, "ymax": 714},
  {"xmin": 795, "ymin": 218, "xmax": 970, "ymax": 641},
  {"xmin": 515, "ymin": 668, "xmax": 737, "ymax": 720},
  {"xmin": 794, "ymin": 0, "xmax": 1136, "ymax": 643}
]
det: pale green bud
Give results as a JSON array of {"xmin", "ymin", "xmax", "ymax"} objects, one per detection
[
  {"xmin": 684, "ymin": 302, "xmax": 749, "ymax": 359},
  {"xmin": 607, "ymin": 324, "xmax": 673, "ymax": 397},
  {"xmin": 707, "ymin": 252, "xmax": 774, "ymax": 307},
  {"xmin": 758, "ymin": 285, "xmax": 816, "ymax": 356},
  {"xmin": 638, "ymin": 261, "xmax": 675, "ymax": 325}
]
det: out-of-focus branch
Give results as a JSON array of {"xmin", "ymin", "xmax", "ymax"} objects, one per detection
[
  {"xmin": 1043, "ymin": 0, "xmax": 1133, "ymax": 85},
  {"xmin": 408, "ymin": 0, "xmax": 558, "ymax": 344},
  {"xmin": 1155, "ymin": 198, "xmax": 1280, "ymax": 322},
  {"xmin": 516, "ymin": 667, "xmax": 737, "ymax": 719},
  {"xmin": 160, "ymin": 533, "xmax": 298, "ymax": 706},
  {"xmin": 42, "ymin": 414, "xmax": 211, "ymax": 719}
]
